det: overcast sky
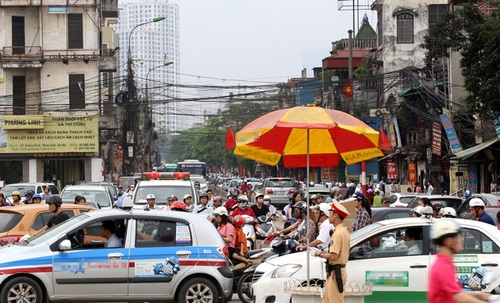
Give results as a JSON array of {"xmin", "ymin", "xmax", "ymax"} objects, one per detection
[{"xmin": 178, "ymin": 0, "xmax": 375, "ymax": 86}]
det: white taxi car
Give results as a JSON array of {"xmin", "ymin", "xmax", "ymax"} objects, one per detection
[
  {"xmin": 0, "ymin": 208, "xmax": 232, "ymax": 303},
  {"xmin": 132, "ymin": 172, "xmax": 199, "ymax": 209},
  {"xmin": 251, "ymin": 217, "xmax": 500, "ymax": 303}
]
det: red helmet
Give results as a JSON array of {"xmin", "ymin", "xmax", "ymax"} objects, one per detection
[
  {"xmin": 170, "ymin": 201, "xmax": 187, "ymax": 211},
  {"xmin": 232, "ymin": 215, "xmax": 245, "ymax": 228}
]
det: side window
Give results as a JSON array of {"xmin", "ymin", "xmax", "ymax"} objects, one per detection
[
  {"xmin": 67, "ymin": 218, "xmax": 127, "ymax": 249},
  {"xmin": 32, "ymin": 212, "xmax": 53, "ymax": 230},
  {"xmin": 461, "ymin": 229, "xmax": 500, "ymax": 254},
  {"xmin": 136, "ymin": 219, "xmax": 192, "ymax": 247},
  {"xmin": 350, "ymin": 227, "xmax": 423, "ymax": 259}
]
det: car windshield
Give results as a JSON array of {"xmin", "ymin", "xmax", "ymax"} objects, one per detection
[
  {"xmin": 26, "ymin": 214, "xmax": 89, "ymax": 245},
  {"xmin": 0, "ymin": 212, "xmax": 23, "ymax": 233},
  {"xmin": 350, "ymin": 222, "xmax": 383, "ymax": 243},
  {"xmin": 2, "ymin": 184, "xmax": 35, "ymax": 196},
  {"xmin": 61, "ymin": 189, "xmax": 111, "ymax": 207},
  {"xmin": 88, "ymin": 183, "xmax": 116, "ymax": 197},
  {"xmin": 134, "ymin": 185, "xmax": 194, "ymax": 205}
]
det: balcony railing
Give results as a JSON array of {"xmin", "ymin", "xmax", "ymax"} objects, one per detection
[
  {"xmin": 332, "ymin": 38, "xmax": 377, "ymax": 51},
  {"xmin": 1, "ymin": 46, "xmax": 42, "ymax": 59}
]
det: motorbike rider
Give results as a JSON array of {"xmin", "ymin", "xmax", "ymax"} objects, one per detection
[
  {"xmin": 240, "ymin": 179, "xmax": 251, "ymax": 196},
  {"xmin": 277, "ymin": 201, "xmax": 317, "ymax": 244},
  {"xmin": 11, "ymin": 190, "xmax": 24, "ymax": 205},
  {"xmin": 193, "ymin": 192, "xmax": 213, "ymax": 218},
  {"xmin": 296, "ymin": 202, "xmax": 334, "ymax": 251},
  {"xmin": 32, "ymin": 193, "xmax": 43, "ymax": 204},
  {"xmin": 183, "ymin": 194, "xmax": 194, "ymax": 212},
  {"xmin": 231, "ymin": 195, "xmax": 256, "ymax": 219},
  {"xmin": 263, "ymin": 195, "xmax": 277, "ymax": 217},
  {"xmin": 214, "ymin": 207, "xmax": 251, "ymax": 266},
  {"xmin": 170, "ymin": 201, "xmax": 187, "ymax": 212},
  {"xmin": 32, "ymin": 196, "xmax": 69, "ymax": 236},
  {"xmin": 469, "ymin": 198, "xmax": 495, "ymax": 225},
  {"xmin": 251, "ymin": 193, "xmax": 271, "ymax": 218},
  {"xmin": 224, "ymin": 189, "xmax": 239, "ymax": 214}
]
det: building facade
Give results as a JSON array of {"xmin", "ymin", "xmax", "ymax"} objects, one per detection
[{"xmin": 0, "ymin": 0, "xmax": 118, "ymax": 187}]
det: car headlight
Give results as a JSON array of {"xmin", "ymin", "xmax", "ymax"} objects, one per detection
[{"xmin": 271, "ymin": 264, "xmax": 302, "ymax": 278}]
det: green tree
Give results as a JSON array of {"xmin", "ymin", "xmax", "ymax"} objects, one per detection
[{"xmin": 421, "ymin": 2, "xmax": 500, "ymax": 118}]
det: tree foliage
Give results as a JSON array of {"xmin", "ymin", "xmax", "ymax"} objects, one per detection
[
  {"xmin": 421, "ymin": 2, "xmax": 500, "ymax": 118},
  {"xmin": 165, "ymin": 99, "xmax": 279, "ymax": 174}
]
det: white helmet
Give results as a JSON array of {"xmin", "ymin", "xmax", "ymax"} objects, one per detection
[
  {"xmin": 431, "ymin": 219, "xmax": 461, "ymax": 240},
  {"xmin": 469, "ymin": 198, "xmax": 485, "ymax": 208},
  {"xmin": 263, "ymin": 195, "xmax": 271, "ymax": 201},
  {"xmin": 316, "ymin": 203, "xmax": 331, "ymax": 216},
  {"xmin": 213, "ymin": 206, "xmax": 228, "ymax": 217},
  {"xmin": 146, "ymin": 194, "xmax": 155, "ymax": 200},
  {"xmin": 412, "ymin": 206, "xmax": 424, "ymax": 217},
  {"xmin": 238, "ymin": 195, "xmax": 249, "ymax": 202},
  {"xmin": 440, "ymin": 207, "xmax": 457, "ymax": 218}
]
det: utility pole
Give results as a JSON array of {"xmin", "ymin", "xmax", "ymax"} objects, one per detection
[{"xmin": 348, "ymin": 29, "xmax": 354, "ymax": 115}]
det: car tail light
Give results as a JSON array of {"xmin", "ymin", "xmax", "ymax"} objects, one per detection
[
  {"xmin": 217, "ymin": 246, "xmax": 229, "ymax": 259},
  {"xmin": 265, "ymin": 189, "xmax": 274, "ymax": 194},
  {"xmin": 0, "ymin": 236, "xmax": 22, "ymax": 246},
  {"xmin": 288, "ymin": 189, "xmax": 296, "ymax": 194}
]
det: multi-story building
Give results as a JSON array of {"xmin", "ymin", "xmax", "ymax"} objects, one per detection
[
  {"xmin": 0, "ymin": 0, "xmax": 118, "ymax": 186},
  {"xmin": 115, "ymin": 0, "xmax": 180, "ymax": 132}
]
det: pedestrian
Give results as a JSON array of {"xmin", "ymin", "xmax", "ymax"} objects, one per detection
[
  {"xmin": 352, "ymin": 192, "xmax": 371, "ymax": 231},
  {"xmin": 381, "ymin": 197, "xmax": 391, "ymax": 207},
  {"xmin": 32, "ymin": 196, "xmax": 69, "ymax": 236},
  {"xmin": 310, "ymin": 201, "xmax": 350, "ymax": 303},
  {"xmin": 41, "ymin": 187, "xmax": 52, "ymax": 201},
  {"xmin": 372, "ymin": 189, "xmax": 382, "ymax": 207},
  {"xmin": 378, "ymin": 177, "xmax": 386, "ymax": 193},
  {"xmin": 389, "ymin": 179, "xmax": 400, "ymax": 196},
  {"xmin": 429, "ymin": 219, "xmax": 492, "ymax": 303},
  {"xmin": 427, "ymin": 181, "xmax": 435, "ymax": 195},
  {"xmin": 414, "ymin": 182, "xmax": 423, "ymax": 193}
]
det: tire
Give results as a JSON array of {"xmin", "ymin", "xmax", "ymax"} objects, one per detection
[
  {"xmin": 237, "ymin": 272, "xmax": 254, "ymax": 303},
  {"xmin": 1, "ymin": 276, "xmax": 44, "ymax": 303},
  {"xmin": 178, "ymin": 277, "xmax": 219, "ymax": 303}
]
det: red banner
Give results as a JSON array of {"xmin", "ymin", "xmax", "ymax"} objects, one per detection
[
  {"xmin": 387, "ymin": 161, "xmax": 398, "ymax": 180},
  {"xmin": 432, "ymin": 121, "xmax": 442, "ymax": 156},
  {"xmin": 407, "ymin": 161, "xmax": 417, "ymax": 184}
]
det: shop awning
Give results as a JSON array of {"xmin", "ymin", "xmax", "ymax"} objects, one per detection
[
  {"xmin": 398, "ymin": 86, "xmax": 421, "ymax": 97},
  {"xmin": 378, "ymin": 150, "xmax": 400, "ymax": 162},
  {"xmin": 454, "ymin": 137, "xmax": 499, "ymax": 159}
]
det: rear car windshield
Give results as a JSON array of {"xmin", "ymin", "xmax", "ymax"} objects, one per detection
[
  {"xmin": 134, "ymin": 185, "xmax": 194, "ymax": 205},
  {"xmin": 61, "ymin": 190, "xmax": 111, "ymax": 207},
  {"xmin": 267, "ymin": 179, "xmax": 294, "ymax": 187},
  {"xmin": 2, "ymin": 185, "xmax": 36, "ymax": 196},
  {"xmin": 0, "ymin": 212, "xmax": 23, "ymax": 233}
]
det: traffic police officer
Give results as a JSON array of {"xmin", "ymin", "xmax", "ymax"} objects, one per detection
[{"xmin": 310, "ymin": 200, "xmax": 350, "ymax": 303}]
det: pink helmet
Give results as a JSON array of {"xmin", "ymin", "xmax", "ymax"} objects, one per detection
[{"xmin": 367, "ymin": 188, "xmax": 374, "ymax": 194}]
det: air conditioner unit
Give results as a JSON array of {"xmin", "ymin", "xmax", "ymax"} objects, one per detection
[{"xmin": 369, "ymin": 108, "xmax": 390, "ymax": 117}]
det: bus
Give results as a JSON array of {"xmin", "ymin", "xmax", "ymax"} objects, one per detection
[{"xmin": 177, "ymin": 159, "xmax": 206, "ymax": 177}]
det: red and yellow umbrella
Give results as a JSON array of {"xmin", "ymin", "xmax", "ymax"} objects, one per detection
[{"xmin": 233, "ymin": 106, "xmax": 383, "ymax": 167}]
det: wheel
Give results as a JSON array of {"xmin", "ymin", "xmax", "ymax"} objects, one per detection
[
  {"xmin": 237, "ymin": 272, "xmax": 254, "ymax": 303},
  {"xmin": 0, "ymin": 276, "xmax": 44, "ymax": 303},
  {"xmin": 178, "ymin": 277, "xmax": 219, "ymax": 303}
]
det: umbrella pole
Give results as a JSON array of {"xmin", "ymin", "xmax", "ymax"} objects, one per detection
[{"xmin": 306, "ymin": 129, "xmax": 310, "ymax": 286}]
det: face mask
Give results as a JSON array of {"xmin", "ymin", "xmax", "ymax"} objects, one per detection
[
  {"xmin": 239, "ymin": 202, "xmax": 247, "ymax": 209},
  {"xmin": 264, "ymin": 200, "xmax": 270, "ymax": 206}
]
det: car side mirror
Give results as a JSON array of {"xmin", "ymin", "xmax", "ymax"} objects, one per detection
[{"xmin": 59, "ymin": 239, "xmax": 72, "ymax": 251}]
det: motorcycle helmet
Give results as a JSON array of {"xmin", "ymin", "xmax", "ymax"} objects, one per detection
[
  {"xmin": 469, "ymin": 198, "xmax": 485, "ymax": 208},
  {"xmin": 367, "ymin": 188, "xmax": 374, "ymax": 194},
  {"xmin": 232, "ymin": 215, "xmax": 246, "ymax": 228},
  {"xmin": 146, "ymin": 194, "xmax": 155, "ymax": 200},
  {"xmin": 440, "ymin": 207, "xmax": 457, "ymax": 218},
  {"xmin": 292, "ymin": 201, "xmax": 307, "ymax": 212},
  {"xmin": 213, "ymin": 206, "xmax": 228, "ymax": 217},
  {"xmin": 255, "ymin": 193, "xmax": 264, "ymax": 200},
  {"xmin": 352, "ymin": 192, "xmax": 366, "ymax": 201},
  {"xmin": 46, "ymin": 196, "xmax": 63, "ymax": 209},
  {"xmin": 12, "ymin": 191, "xmax": 21, "ymax": 197},
  {"xmin": 464, "ymin": 189, "xmax": 471, "ymax": 197},
  {"xmin": 32, "ymin": 193, "xmax": 42, "ymax": 200},
  {"xmin": 170, "ymin": 201, "xmax": 187, "ymax": 211},
  {"xmin": 200, "ymin": 192, "xmax": 209, "ymax": 198},
  {"xmin": 238, "ymin": 197, "xmax": 248, "ymax": 209},
  {"xmin": 263, "ymin": 195, "xmax": 271, "ymax": 206},
  {"xmin": 412, "ymin": 206, "xmax": 424, "ymax": 217},
  {"xmin": 431, "ymin": 218, "xmax": 461, "ymax": 242},
  {"xmin": 168, "ymin": 195, "xmax": 178, "ymax": 201}
]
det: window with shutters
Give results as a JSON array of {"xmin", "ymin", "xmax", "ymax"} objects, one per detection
[
  {"xmin": 68, "ymin": 14, "xmax": 83, "ymax": 49},
  {"xmin": 13, "ymin": 76, "xmax": 26, "ymax": 115},
  {"xmin": 69, "ymin": 74, "xmax": 85, "ymax": 109},
  {"xmin": 397, "ymin": 13, "xmax": 414, "ymax": 44}
]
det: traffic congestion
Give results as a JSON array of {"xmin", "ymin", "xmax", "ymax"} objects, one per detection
[{"xmin": 1, "ymin": 169, "xmax": 500, "ymax": 303}]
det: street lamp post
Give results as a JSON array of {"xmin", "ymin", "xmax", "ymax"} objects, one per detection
[
  {"xmin": 143, "ymin": 61, "xmax": 173, "ymax": 171},
  {"xmin": 123, "ymin": 16, "xmax": 165, "ymax": 176}
]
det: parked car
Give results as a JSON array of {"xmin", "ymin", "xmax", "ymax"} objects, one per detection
[
  {"xmin": 262, "ymin": 177, "xmax": 297, "ymax": 208},
  {"xmin": 406, "ymin": 194, "xmax": 463, "ymax": 211},
  {"xmin": 389, "ymin": 193, "xmax": 417, "ymax": 208},
  {"xmin": 0, "ymin": 209, "xmax": 233, "ymax": 302},
  {"xmin": 60, "ymin": 185, "xmax": 114, "ymax": 209},
  {"xmin": 370, "ymin": 207, "xmax": 413, "ymax": 222},
  {"xmin": 0, "ymin": 204, "xmax": 95, "ymax": 246},
  {"xmin": 251, "ymin": 217, "xmax": 500, "ymax": 303},
  {"xmin": 457, "ymin": 194, "xmax": 500, "ymax": 218},
  {"xmin": 2, "ymin": 183, "xmax": 60, "ymax": 203}
]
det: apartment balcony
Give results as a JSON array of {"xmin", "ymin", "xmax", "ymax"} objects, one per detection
[
  {"xmin": 98, "ymin": 50, "xmax": 117, "ymax": 72},
  {"xmin": 331, "ymin": 38, "xmax": 377, "ymax": 53},
  {"xmin": 101, "ymin": 0, "xmax": 118, "ymax": 18},
  {"xmin": 0, "ymin": 46, "xmax": 43, "ymax": 68}
]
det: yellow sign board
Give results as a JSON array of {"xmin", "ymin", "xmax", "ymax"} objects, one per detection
[{"xmin": 0, "ymin": 115, "xmax": 98, "ymax": 153}]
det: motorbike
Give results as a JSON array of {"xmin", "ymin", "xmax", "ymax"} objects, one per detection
[
  {"xmin": 230, "ymin": 246, "xmax": 272, "ymax": 299},
  {"xmin": 254, "ymin": 215, "xmax": 277, "ymax": 240},
  {"xmin": 241, "ymin": 214, "xmax": 256, "ymax": 250},
  {"xmin": 237, "ymin": 234, "xmax": 300, "ymax": 303}
]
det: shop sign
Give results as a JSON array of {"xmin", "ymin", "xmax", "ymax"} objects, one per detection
[
  {"xmin": 407, "ymin": 161, "xmax": 417, "ymax": 184},
  {"xmin": 0, "ymin": 115, "xmax": 98, "ymax": 153},
  {"xmin": 387, "ymin": 161, "xmax": 398, "ymax": 180},
  {"xmin": 440, "ymin": 113, "xmax": 463, "ymax": 153},
  {"xmin": 432, "ymin": 120, "xmax": 442, "ymax": 156}
]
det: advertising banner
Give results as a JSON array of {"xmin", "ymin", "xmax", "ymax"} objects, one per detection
[
  {"xmin": 387, "ymin": 161, "xmax": 398, "ymax": 180},
  {"xmin": 0, "ymin": 115, "xmax": 98, "ymax": 153},
  {"xmin": 432, "ymin": 120, "xmax": 442, "ymax": 156},
  {"xmin": 440, "ymin": 113, "xmax": 463, "ymax": 153},
  {"xmin": 407, "ymin": 162, "xmax": 417, "ymax": 184}
]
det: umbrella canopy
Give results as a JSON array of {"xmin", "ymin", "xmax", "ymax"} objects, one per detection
[{"xmin": 234, "ymin": 107, "xmax": 383, "ymax": 167}]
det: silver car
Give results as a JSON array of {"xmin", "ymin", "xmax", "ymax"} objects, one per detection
[
  {"xmin": 0, "ymin": 209, "xmax": 233, "ymax": 302},
  {"xmin": 262, "ymin": 177, "xmax": 297, "ymax": 208}
]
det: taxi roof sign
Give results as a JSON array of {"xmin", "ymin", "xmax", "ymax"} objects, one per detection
[{"xmin": 142, "ymin": 172, "xmax": 190, "ymax": 181}]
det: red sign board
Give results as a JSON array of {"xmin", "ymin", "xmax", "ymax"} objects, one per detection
[
  {"xmin": 432, "ymin": 121, "xmax": 442, "ymax": 156},
  {"xmin": 387, "ymin": 161, "xmax": 398, "ymax": 180},
  {"xmin": 407, "ymin": 161, "xmax": 417, "ymax": 184}
]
